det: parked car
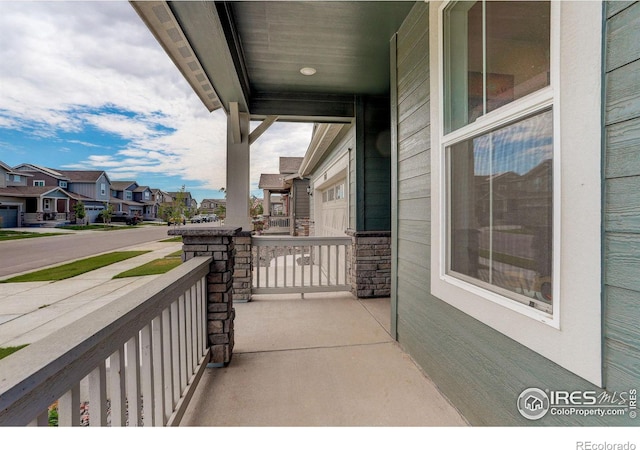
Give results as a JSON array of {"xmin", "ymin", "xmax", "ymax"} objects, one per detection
[
  {"xmin": 190, "ymin": 214, "xmax": 204, "ymax": 223},
  {"xmin": 97, "ymin": 211, "xmax": 140, "ymax": 225}
]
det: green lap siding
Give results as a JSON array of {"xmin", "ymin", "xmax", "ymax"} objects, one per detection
[
  {"xmin": 604, "ymin": 1, "xmax": 640, "ymax": 393},
  {"xmin": 391, "ymin": 1, "xmax": 639, "ymax": 426}
]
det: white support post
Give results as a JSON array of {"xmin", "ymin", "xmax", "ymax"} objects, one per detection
[{"xmin": 226, "ymin": 109, "xmax": 252, "ymax": 230}]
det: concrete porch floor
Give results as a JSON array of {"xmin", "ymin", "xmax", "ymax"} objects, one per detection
[{"xmin": 181, "ymin": 293, "xmax": 468, "ymax": 426}]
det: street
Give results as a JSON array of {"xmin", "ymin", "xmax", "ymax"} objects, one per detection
[{"xmin": 0, "ymin": 225, "xmax": 176, "ymax": 278}]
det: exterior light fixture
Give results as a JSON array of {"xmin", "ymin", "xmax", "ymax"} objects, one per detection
[
  {"xmin": 300, "ymin": 67, "xmax": 317, "ymax": 76},
  {"xmin": 306, "ymin": 185, "xmax": 313, "ymax": 196}
]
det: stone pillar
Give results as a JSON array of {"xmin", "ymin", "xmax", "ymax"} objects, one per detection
[
  {"xmin": 233, "ymin": 231, "xmax": 252, "ymax": 303},
  {"xmin": 346, "ymin": 230, "xmax": 392, "ymax": 298},
  {"xmin": 168, "ymin": 226, "xmax": 240, "ymax": 366}
]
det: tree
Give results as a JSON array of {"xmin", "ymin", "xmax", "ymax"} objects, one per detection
[
  {"xmin": 101, "ymin": 203, "xmax": 114, "ymax": 227},
  {"xmin": 214, "ymin": 204, "xmax": 226, "ymax": 220},
  {"xmin": 169, "ymin": 185, "xmax": 187, "ymax": 227},
  {"xmin": 73, "ymin": 201, "xmax": 86, "ymax": 226}
]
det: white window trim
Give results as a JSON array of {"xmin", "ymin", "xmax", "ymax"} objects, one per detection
[
  {"xmin": 429, "ymin": 1, "xmax": 603, "ymax": 386},
  {"xmin": 34, "ymin": 180, "xmax": 45, "ymax": 187}
]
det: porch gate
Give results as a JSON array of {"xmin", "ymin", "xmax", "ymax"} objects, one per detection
[{"xmin": 252, "ymin": 236, "xmax": 351, "ymax": 296}]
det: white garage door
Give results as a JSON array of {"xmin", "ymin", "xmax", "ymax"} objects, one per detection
[
  {"xmin": 85, "ymin": 205, "xmax": 104, "ymax": 223},
  {"xmin": 317, "ymin": 179, "xmax": 347, "ymax": 237}
]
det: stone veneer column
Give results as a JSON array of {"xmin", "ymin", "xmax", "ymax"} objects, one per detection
[
  {"xmin": 232, "ymin": 231, "xmax": 252, "ymax": 302},
  {"xmin": 346, "ymin": 230, "xmax": 392, "ymax": 298},
  {"xmin": 168, "ymin": 226, "xmax": 240, "ymax": 366}
]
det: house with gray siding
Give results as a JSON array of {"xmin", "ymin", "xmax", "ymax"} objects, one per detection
[
  {"xmin": 0, "ymin": 162, "xmax": 76, "ymax": 227},
  {"xmin": 258, "ymin": 156, "xmax": 311, "ymax": 235},
  {"xmin": 57, "ymin": 170, "xmax": 112, "ymax": 223},
  {"xmin": 133, "ymin": 0, "xmax": 639, "ymax": 425}
]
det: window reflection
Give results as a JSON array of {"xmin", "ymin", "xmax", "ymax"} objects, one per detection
[
  {"xmin": 448, "ymin": 110, "xmax": 553, "ymax": 311},
  {"xmin": 444, "ymin": 1, "xmax": 550, "ymax": 132}
]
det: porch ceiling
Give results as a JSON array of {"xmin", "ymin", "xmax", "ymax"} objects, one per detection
[{"xmin": 131, "ymin": 1, "xmax": 415, "ymax": 122}]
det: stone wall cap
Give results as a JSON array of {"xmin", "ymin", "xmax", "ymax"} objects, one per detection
[
  {"xmin": 345, "ymin": 229, "xmax": 391, "ymax": 237},
  {"xmin": 168, "ymin": 226, "xmax": 242, "ymax": 237}
]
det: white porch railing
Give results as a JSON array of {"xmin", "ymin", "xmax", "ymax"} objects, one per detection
[
  {"xmin": 0, "ymin": 256, "xmax": 211, "ymax": 427},
  {"xmin": 252, "ymin": 236, "xmax": 351, "ymax": 295},
  {"xmin": 266, "ymin": 216, "xmax": 291, "ymax": 233}
]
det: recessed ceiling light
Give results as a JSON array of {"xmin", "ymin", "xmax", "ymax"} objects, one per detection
[{"xmin": 300, "ymin": 67, "xmax": 317, "ymax": 76}]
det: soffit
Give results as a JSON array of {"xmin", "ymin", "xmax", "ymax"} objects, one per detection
[{"xmin": 166, "ymin": 1, "xmax": 415, "ymax": 120}]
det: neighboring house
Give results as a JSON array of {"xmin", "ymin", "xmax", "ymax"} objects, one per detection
[
  {"xmin": 0, "ymin": 161, "xmax": 73, "ymax": 227},
  {"xmin": 258, "ymin": 156, "xmax": 311, "ymax": 235},
  {"xmin": 12, "ymin": 163, "xmax": 70, "ymax": 189},
  {"xmin": 133, "ymin": 0, "xmax": 639, "ymax": 425},
  {"xmin": 168, "ymin": 191, "xmax": 196, "ymax": 216},
  {"xmin": 11, "ymin": 165, "xmax": 113, "ymax": 224},
  {"xmin": 297, "ymin": 123, "xmax": 355, "ymax": 237},
  {"xmin": 133, "ymin": 185, "xmax": 157, "ymax": 220},
  {"xmin": 110, "ymin": 181, "xmax": 144, "ymax": 217},
  {"xmin": 0, "ymin": 161, "xmax": 27, "ymax": 228},
  {"xmin": 57, "ymin": 170, "xmax": 112, "ymax": 223},
  {"xmin": 200, "ymin": 198, "xmax": 225, "ymax": 215}
]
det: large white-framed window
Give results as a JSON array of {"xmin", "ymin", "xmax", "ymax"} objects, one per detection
[
  {"xmin": 429, "ymin": 1, "xmax": 603, "ymax": 386},
  {"xmin": 442, "ymin": 0, "xmax": 556, "ymax": 319},
  {"xmin": 34, "ymin": 180, "xmax": 45, "ymax": 187}
]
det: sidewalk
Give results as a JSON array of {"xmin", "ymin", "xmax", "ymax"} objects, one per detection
[{"xmin": 0, "ymin": 240, "xmax": 182, "ymax": 347}]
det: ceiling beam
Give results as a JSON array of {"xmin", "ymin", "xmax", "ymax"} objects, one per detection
[{"xmin": 249, "ymin": 92, "xmax": 355, "ymax": 121}]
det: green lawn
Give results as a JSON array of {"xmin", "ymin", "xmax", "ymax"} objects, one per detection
[
  {"xmin": 0, "ymin": 345, "xmax": 28, "ymax": 360},
  {"xmin": 113, "ymin": 253, "xmax": 182, "ymax": 278},
  {"xmin": 0, "ymin": 230, "xmax": 64, "ymax": 241},
  {"xmin": 1, "ymin": 251, "xmax": 150, "ymax": 283},
  {"xmin": 59, "ymin": 224, "xmax": 138, "ymax": 231},
  {"xmin": 160, "ymin": 236, "xmax": 182, "ymax": 242}
]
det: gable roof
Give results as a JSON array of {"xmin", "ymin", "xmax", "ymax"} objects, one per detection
[
  {"xmin": 57, "ymin": 170, "xmax": 111, "ymax": 184},
  {"xmin": 258, "ymin": 174, "xmax": 287, "ymax": 190},
  {"xmin": 13, "ymin": 163, "xmax": 69, "ymax": 180},
  {"xmin": 111, "ymin": 181, "xmax": 138, "ymax": 191},
  {"xmin": 279, "ymin": 157, "xmax": 303, "ymax": 175},
  {"xmin": 0, "ymin": 186, "xmax": 73, "ymax": 198}
]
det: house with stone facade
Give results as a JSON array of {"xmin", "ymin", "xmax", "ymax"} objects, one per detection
[
  {"xmin": 0, "ymin": 162, "xmax": 76, "ymax": 227},
  {"xmin": 128, "ymin": 0, "xmax": 639, "ymax": 426},
  {"xmin": 4, "ymin": 164, "xmax": 112, "ymax": 225}
]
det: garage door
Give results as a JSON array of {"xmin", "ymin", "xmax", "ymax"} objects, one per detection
[
  {"xmin": 0, "ymin": 206, "xmax": 19, "ymax": 228},
  {"xmin": 317, "ymin": 179, "xmax": 348, "ymax": 237},
  {"xmin": 85, "ymin": 206, "xmax": 104, "ymax": 223}
]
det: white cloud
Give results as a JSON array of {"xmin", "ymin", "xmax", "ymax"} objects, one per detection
[{"xmin": 0, "ymin": 1, "xmax": 315, "ymax": 200}]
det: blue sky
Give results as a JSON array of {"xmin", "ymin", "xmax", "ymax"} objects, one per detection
[{"xmin": 0, "ymin": 1, "xmax": 313, "ymax": 203}]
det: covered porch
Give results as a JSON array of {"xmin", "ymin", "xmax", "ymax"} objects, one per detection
[
  {"xmin": 0, "ymin": 186, "xmax": 72, "ymax": 227},
  {"xmin": 181, "ymin": 292, "xmax": 465, "ymax": 426}
]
